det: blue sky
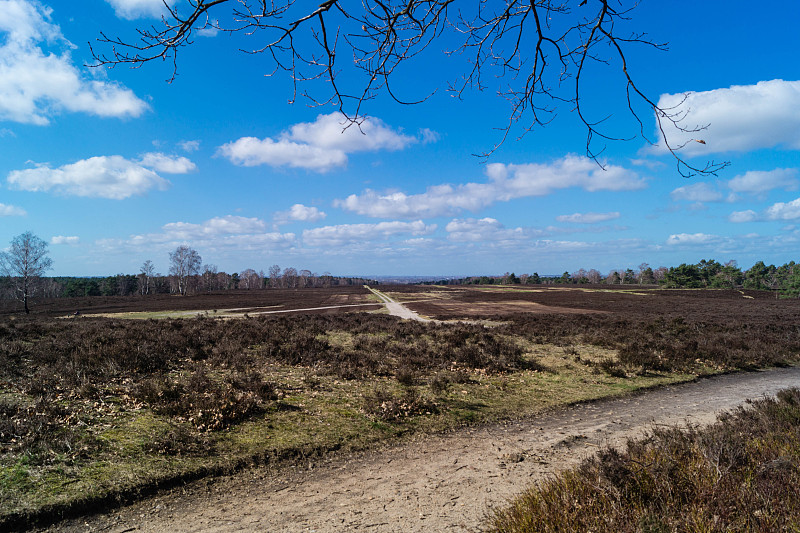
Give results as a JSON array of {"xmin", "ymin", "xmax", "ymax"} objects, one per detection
[{"xmin": 1, "ymin": 1, "xmax": 799, "ymax": 277}]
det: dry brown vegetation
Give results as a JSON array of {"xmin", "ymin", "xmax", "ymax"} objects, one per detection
[
  {"xmin": 489, "ymin": 388, "xmax": 800, "ymax": 532},
  {"xmin": 0, "ymin": 286, "xmax": 377, "ymax": 318},
  {"xmin": 1, "ymin": 285, "xmax": 798, "ymax": 529}
]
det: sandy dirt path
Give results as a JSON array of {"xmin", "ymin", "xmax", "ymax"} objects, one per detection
[
  {"xmin": 365, "ymin": 286, "xmax": 431, "ymax": 322},
  {"xmin": 43, "ymin": 366, "xmax": 800, "ymax": 533}
]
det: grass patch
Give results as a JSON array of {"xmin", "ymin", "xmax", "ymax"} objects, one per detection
[{"xmin": 0, "ymin": 314, "xmax": 695, "ymax": 527}]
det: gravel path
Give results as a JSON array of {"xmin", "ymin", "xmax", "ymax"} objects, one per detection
[{"xmin": 44, "ymin": 366, "xmax": 800, "ymax": 533}]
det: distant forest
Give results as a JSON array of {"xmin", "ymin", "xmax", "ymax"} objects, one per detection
[
  {"xmin": 1, "ymin": 259, "xmax": 799, "ymax": 302},
  {"xmin": 426, "ymin": 259, "xmax": 800, "ymax": 298},
  {"xmin": 0, "ymin": 267, "xmax": 376, "ymax": 301}
]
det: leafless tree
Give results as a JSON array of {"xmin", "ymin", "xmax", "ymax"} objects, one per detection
[
  {"xmin": 91, "ymin": 0, "xmax": 727, "ymax": 177},
  {"xmin": 268, "ymin": 264, "xmax": 281, "ymax": 288},
  {"xmin": 169, "ymin": 245, "xmax": 202, "ymax": 295},
  {"xmin": 586, "ymin": 268, "xmax": 602, "ymax": 284},
  {"xmin": 0, "ymin": 232, "xmax": 53, "ymax": 314},
  {"xmin": 200, "ymin": 263, "xmax": 219, "ymax": 291},
  {"xmin": 240, "ymin": 268, "xmax": 262, "ymax": 289},
  {"xmin": 282, "ymin": 267, "xmax": 298, "ymax": 288},
  {"xmin": 138, "ymin": 259, "xmax": 155, "ymax": 295}
]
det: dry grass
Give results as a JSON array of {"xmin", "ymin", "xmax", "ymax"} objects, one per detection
[
  {"xmin": 488, "ymin": 388, "xmax": 800, "ymax": 533},
  {"xmin": 2, "ymin": 286, "xmax": 799, "ymax": 528}
]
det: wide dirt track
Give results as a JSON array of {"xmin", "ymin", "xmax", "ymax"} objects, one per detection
[{"xmin": 42, "ymin": 366, "xmax": 800, "ymax": 533}]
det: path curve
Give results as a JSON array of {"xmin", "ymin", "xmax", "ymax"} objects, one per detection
[{"xmin": 44, "ymin": 367, "xmax": 800, "ymax": 533}]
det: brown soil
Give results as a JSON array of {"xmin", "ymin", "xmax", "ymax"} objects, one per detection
[{"xmin": 40, "ymin": 366, "xmax": 800, "ymax": 533}]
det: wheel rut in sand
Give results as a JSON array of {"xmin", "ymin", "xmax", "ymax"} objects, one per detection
[{"xmin": 44, "ymin": 366, "xmax": 800, "ymax": 533}]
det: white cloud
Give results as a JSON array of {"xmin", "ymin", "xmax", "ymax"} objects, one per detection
[
  {"xmin": 302, "ymin": 220, "xmax": 436, "ymax": 247},
  {"xmin": 218, "ymin": 137, "xmax": 348, "ymax": 171},
  {"xmin": 556, "ymin": 212, "xmax": 620, "ymax": 224},
  {"xmin": 138, "ymin": 152, "xmax": 197, "ymax": 174},
  {"xmin": 728, "ymin": 169, "xmax": 798, "ymax": 194},
  {"xmin": 51, "ymin": 235, "xmax": 79, "ymax": 245},
  {"xmin": 419, "ymin": 128, "xmax": 440, "ymax": 144},
  {"xmin": 0, "ymin": 0, "xmax": 147, "ymax": 125},
  {"xmin": 766, "ymin": 198, "xmax": 800, "ymax": 221},
  {"xmin": 102, "ymin": 215, "xmax": 296, "ymax": 254},
  {"xmin": 654, "ymin": 80, "xmax": 800, "ymax": 156},
  {"xmin": 197, "ymin": 25, "xmax": 219, "ymax": 38},
  {"xmin": 218, "ymin": 113, "xmax": 419, "ymax": 172},
  {"xmin": 666, "ymin": 233, "xmax": 721, "ymax": 246},
  {"xmin": 274, "ymin": 204, "xmax": 326, "ymax": 225},
  {"xmin": 336, "ymin": 155, "xmax": 646, "ymax": 218},
  {"xmin": 158, "ymin": 216, "xmax": 269, "ymax": 243},
  {"xmin": 728, "ymin": 210, "xmax": 758, "ymax": 223},
  {"xmin": 0, "ymin": 202, "xmax": 26, "ymax": 216},
  {"xmin": 104, "ymin": 0, "xmax": 168, "ymax": 19},
  {"xmin": 178, "ymin": 140, "xmax": 201, "ymax": 152},
  {"xmin": 445, "ymin": 217, "xmax": 543, "ymax": 243},
  {"xmin": 670, "ymin": 182, "xmax": 724, "ymax": 202},
  {"xmin": 288, "ymin": 113, "xmax": 415, "ymax": 152},
  {"xmin": 7, "ymin": 155, "xmax": 171, "ymax": 199}
]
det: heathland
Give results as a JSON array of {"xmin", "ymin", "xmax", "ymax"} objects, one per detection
[{"xmin": 1, "ymin": 284, "xmax": 799, "ymax": 529}]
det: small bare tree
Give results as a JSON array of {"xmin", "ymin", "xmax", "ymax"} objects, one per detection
[
  {"xmin": 169, "ymin": 245, "xmax": 202, "ymax": 295},
  {"xmin": 0, "ymin": 232, "xmax": 53, "ymax": 314},
  {"xmin": 92, "ymin": 0, "xmax": 727, "ymax": 177},
  {"xmin": 138, "ymin": 259, "xmax": 155, "ymax": 295}
]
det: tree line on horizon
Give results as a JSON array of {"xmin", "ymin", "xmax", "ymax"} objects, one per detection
[
  {"xmin": 0, "ymin": 237, "xmax": 376, "ymax": 311},
  {"xmin": 425, "ymin": 259, "xmax": 800, "ymax": 297},
  {"xmin": 2, "ymin": 233, "xmax": 799, "ymax": 315}
]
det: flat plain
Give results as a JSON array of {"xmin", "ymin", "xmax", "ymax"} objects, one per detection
[{"xmin": 2, "ymin": 284, "xmax": 799, "ymax": 530}]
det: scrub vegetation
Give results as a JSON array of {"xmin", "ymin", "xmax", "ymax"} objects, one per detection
[
  {"xmin": 1, "ymin": 285, "xmax": 798, "ymax": 528},
  {"xmin": 488, "ymin": 388, "xmax": 800, "ymax": 532}
]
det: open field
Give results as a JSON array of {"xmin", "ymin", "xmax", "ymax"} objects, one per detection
[
  {"xmin": 0, "ymin": 286, "xmax": 380, "ymax": 318},
  {"xmin": 1, "ymin": 285, "xmax": 799, "ymax": 529}
]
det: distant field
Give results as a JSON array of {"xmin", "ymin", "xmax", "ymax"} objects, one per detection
[
  {"xmin": 385, "ymin": 284, "xmax": 788, "ymax": 322},
  {"xmin": 1, "ymin": 285, "xmax": 798, "ymax": 528},
  {"xmin": 0, "ymin": 286, "xmax": 381, "ymax": 318}
]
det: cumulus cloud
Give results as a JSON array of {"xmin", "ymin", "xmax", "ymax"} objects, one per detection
[
  {"xmin": 274, "ymin": 204, "xmax": 326, "ymax": 225},
  {"xmin": 666, "ymin": 233, "xmax": 721, "ymax": 246},
  {"xmin": 137, "ymin": 152, "xmax": 197, "ymax": 174},
  {"xmin": 218, "ymin": 113, "xmax": 418, "ymax": 172},
  {"xmin": 653, "ymin": 80, "xmax": 800, "ymax": 156},
  {"xmin": 336, "ymin": 155, "xmax": 646, "ymax": 219},
  {"xmin": 765, "ymin": 198, "xmax": 800, "ymax": 221},
  {"xmin": 0, "ymin": 202, "xmax": 26, "ymax": 216},
  {"xmin": 0, "ymin": 0, "xmax": 147, "ymax": 125},
  {"xmin": 670, "ymin": 182, "xmax": 724, "ymax": 203},
  {"xmin": 104, "ymin": 0, "xmax": 169, "ymax": 19},
  {"xmin": 218, "ymin": 137, "xmax": 348, "ymax": 171},
  {"xmin": 51, "ymin": 235, "xmax": 79, "ymax": 245},
  {"xmin": 302, "ymin": 220, "xmax": 436, "ymax": 247},
  {"xmin": 728, "ymin": 210, "xmax": 758, "ymax": 223},
  {"xmin": 101, "ymin": 215, "xmax": 296, "ymax": 254},
  {"xmin": 7, "ymin": 155, "xmax": 172, "ymax": 199},
  {"xmin": 556, "ymin": 212, "xmax": 620, "ymax": 224},
  {"xmin": 728, "ymin": 169, "xmax": 798, "ymax": 194},
  {"xmin": 161, "ymin": 216, "xmax": 268, "ymax": 240},
  {"xmin": 445, "ymin": 218, "xmax": 544, "ymax": 243}
]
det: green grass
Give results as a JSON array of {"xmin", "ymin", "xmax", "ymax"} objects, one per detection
[{"xmin": 0, "ymin": 342, "xmax": 694, "ymax": 527}]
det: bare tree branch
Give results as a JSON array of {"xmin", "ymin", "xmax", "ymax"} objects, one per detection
[{"xmin": 91, "ymin": 0, "xmax": 728, "ymax": 176}]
